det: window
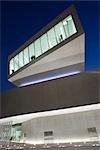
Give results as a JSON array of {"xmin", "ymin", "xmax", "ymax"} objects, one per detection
[
  {"xmin": 63, "ymin": 15, "xmax": 77, "ymax": 37},
  {"xmin": 40, "ymin": 33, "xmax": 49, "ymax": 53},
  {"xmin": 44, "ymin": 131, "xmax": 53, "ymax": 141},
  {"xmin": 19, "ymin": 51, "xmax": 24, "ymax": 68},
  {"xmin": 87, "ymin": 127, "xmax": 98, "ymax": 138},
  {"xmin": 44, "ymin": 131, "xmax": 53, "ymax": 137},
  {"xmin": 9, "ymin": 58, "xmax": 14, "ymax": 75},
  {"xmin": 29, "ymin": 43, "xmax": 35, "ymax": 61},
  {"xmin": 62, "ymin": 19, "xmax": 69, "ymax": 38},
  {"xmin": 14, "ymin": 55, "xmax": 19, "ymax": 71},
  {"xmin": 54, "ymin": 22, "xmax": 66, "ymax": 44},
  {"xmin": 0, "ymin": 122, "xmax": 12, "ymax": 141},
  {"xmin": 47, "ymin": 28, "xmax": 57, "ymax": 48},
  {"xmin": 23, "ymin": 47, "xmax": 29, "ymax": 65},
  {"xmin": 10, "ymin": 123, "xmax": 22, "ymax": 142},
  {"xmin": 9, "ymin": 15, "xmax": 77, "ymax": 75},
  {"xmin": 34, "ymin": 38, "xmax": 42, "ymax": 58}
]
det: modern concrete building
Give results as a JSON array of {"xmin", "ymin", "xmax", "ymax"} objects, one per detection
[
  {"xmin": 0, "ymin": 5, "xmax": 100, "ymax": 150},
  {"xmin": 8, "ymin": 5, "xmax": 84, "ymax": 86}
]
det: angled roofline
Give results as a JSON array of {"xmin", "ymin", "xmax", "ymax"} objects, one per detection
[{"xmin": 8, "ymin": 4, "xmax": 84, "ymax": 78}]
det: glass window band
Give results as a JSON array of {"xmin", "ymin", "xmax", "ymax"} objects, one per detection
[{"xmin": 9, "ymin": 15, "xmax": 77, "ymax": 75}]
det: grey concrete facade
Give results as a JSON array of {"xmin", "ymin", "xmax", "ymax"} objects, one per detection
[
  {"xmin": 8, "ymin": 5, "xmax": 85, "ymax": 87},
  {"xmin": 1, "ymin": 71, "xmax": 100, "ymax": 118}
]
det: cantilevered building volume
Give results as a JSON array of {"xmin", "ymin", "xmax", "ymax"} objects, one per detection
[
  {"xmin": 0, "ymin": 5, "xmax": 100, "ymax": 150},
  {"xmin": 8, "ymin": 5, "xmax": 84, "ymax": 86}
]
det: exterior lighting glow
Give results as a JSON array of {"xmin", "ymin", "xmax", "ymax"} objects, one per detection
[
  {"xmin": 20, "ymin": 71, "xmax": 80, "ymax": 87},
  {"xmin": 0, "ymin": 103, "xmax": 100, "ymax": 124},
  {"xmin": 24, "ymin": 138, "xmax": 100, "ymax": 145}
]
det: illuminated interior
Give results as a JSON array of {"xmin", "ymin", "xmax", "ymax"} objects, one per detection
[{"xmin": 9, "ymin": 15, "xmax": 77, "ymax": 75}]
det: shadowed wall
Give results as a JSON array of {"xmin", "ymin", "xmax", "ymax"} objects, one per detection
[{"xmin": 1, "ymin": 71, "xmax": 100, "ymax": 118}]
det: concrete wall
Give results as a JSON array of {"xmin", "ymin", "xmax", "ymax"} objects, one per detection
[
  {"xmin": 1, "ymin": 71, "xmax": 100, "ymax": 118},
  {"xmin": 22, "ymin": 109, "xmax": 100, "ymax": 144},
  {"xmin": 9, "ymin": 34, "xmax": 84, "ymax": 86}
]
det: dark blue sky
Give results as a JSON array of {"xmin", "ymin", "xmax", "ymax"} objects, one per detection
[{"xmin": 1, "ymin": 1, "xmax": 100, "ymax": 92}]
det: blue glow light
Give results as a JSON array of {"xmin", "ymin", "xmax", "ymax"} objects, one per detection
[{"xmin": 20, "ymin": 71, "xmax": 80, "ymax": 87}]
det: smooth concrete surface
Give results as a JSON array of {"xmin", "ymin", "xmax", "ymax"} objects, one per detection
[
  {"xmin": 8, "ymin": 5, "xmax": 84, "ymax": 81},
  {"xmin": 0, "ymin": 108, "xmax": 100, "ymax": 148},
  {"xmin": 8, "ymin": 34, "xmax": 84, "ymax": 85},
  {"xmin": 1, "ymin": 71, "xmax": 100, "ymax": 118},
  {"xmin": 14, "ymin": 63, "xmax": 84, "ymax": 87},
  {"xmin": 21, "ymin": 110, "xmax": 100, "ymax": 144}
]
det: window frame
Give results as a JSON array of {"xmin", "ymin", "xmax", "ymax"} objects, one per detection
[{"xmin": 8, "ymin": 5, "xmax": 84, "ymax": 77}]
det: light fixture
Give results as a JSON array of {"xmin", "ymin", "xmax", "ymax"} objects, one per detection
[
  {"xmin": 24, "ymin": 137, "xmax": 100, "ymax": 146},
  {"xmin": 95, "ymin": 144, "xmax": 100, "ymax": 146},
  {"xmin": 58, "ymin": 145, "xmax": 66, "ymax": 148}
]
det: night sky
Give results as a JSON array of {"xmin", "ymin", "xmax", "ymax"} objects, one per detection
[{"xmin": 1, "ymin": 1, "xmax": 100, "ymax": 92}]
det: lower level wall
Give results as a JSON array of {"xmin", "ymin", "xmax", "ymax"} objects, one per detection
[
  {"xmin": 1, "ymin": 71, "xmax": 100, "ymax": 118},
  {"xmin": 22, "ymin": 109, "xmax": 100, "ymax": 144}
]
